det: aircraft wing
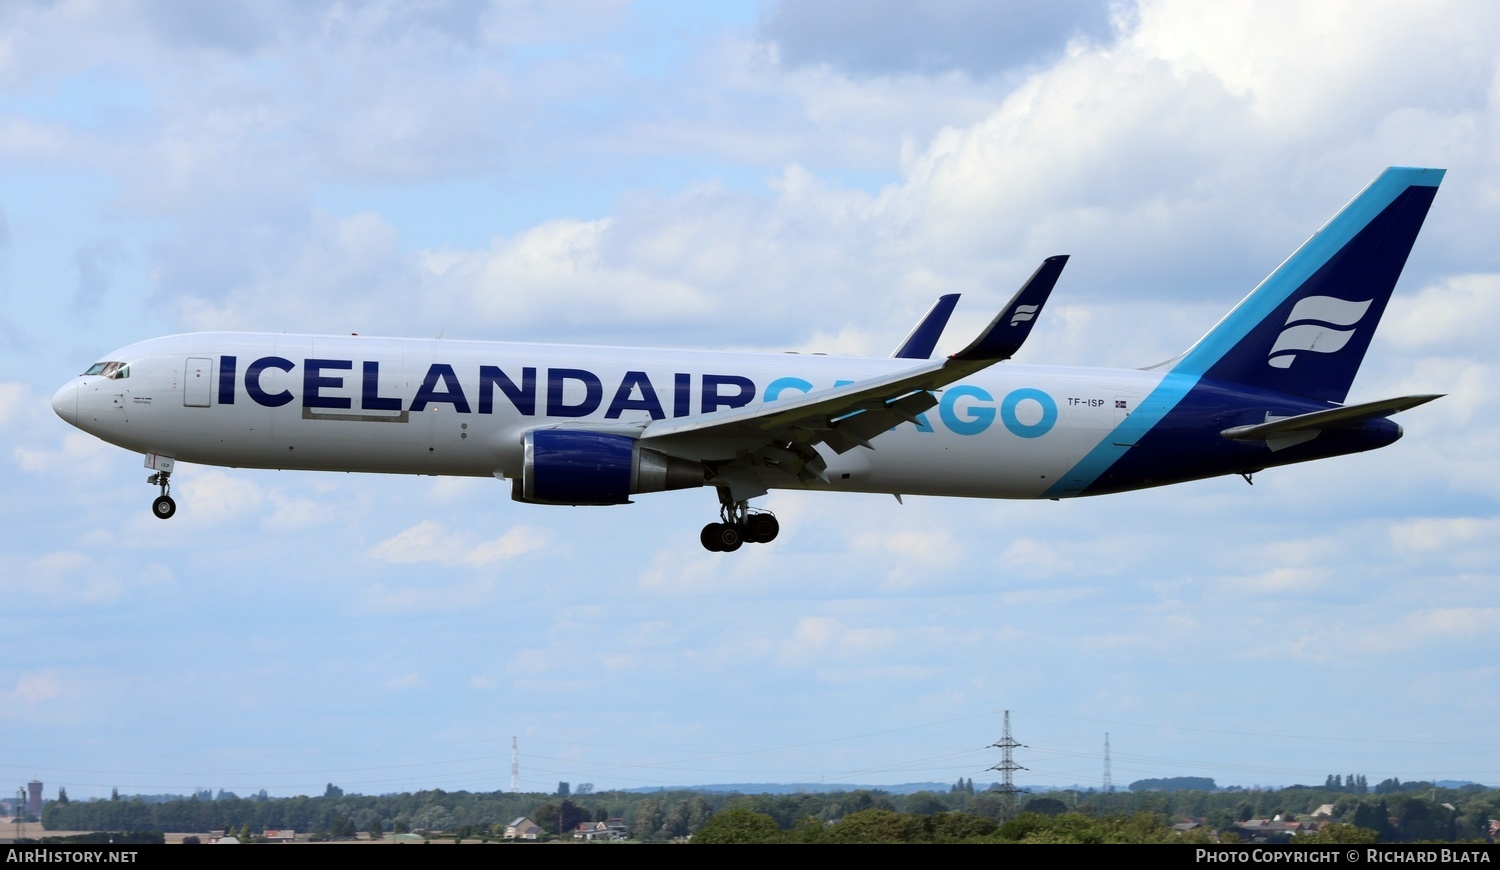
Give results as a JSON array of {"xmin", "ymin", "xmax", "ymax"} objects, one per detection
[{"xmin": 641, "ymin": 256, "xmax": 1067, "ymax": 494}]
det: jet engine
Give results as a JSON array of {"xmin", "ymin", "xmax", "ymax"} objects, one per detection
[{"xmin": 513, "ymin": 429, "xmax": 705, "ymax": 505}]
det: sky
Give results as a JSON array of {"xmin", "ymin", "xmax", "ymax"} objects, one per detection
[{"xmin": 2, "ymin": 0, "xmax": 1499, "ymax": 800}]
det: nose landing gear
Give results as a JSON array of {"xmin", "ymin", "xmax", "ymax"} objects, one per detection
[{"xmin": 148, "ymin": 470, "xmax": 176, "ymax": 519}]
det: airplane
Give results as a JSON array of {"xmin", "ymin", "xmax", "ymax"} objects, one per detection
[{"xmin": 52, "ymin": 167, "xmax": 1446, "ymax": 552}]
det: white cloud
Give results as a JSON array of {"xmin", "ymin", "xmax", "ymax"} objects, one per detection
[
  {"xmin": 3, "ymin": 670, "xmax": 63, "ymax": 708},
  {"xmin": 14, "ymin": 431, "xmax": 114, "ymax": 476},
  {"xmin": 1404, "ymin": 607, "xmax": 1500, "ymax": 639},
  {"xmin": 778, "ymin": 615, "xmax": 895, "ymax": 664},
  {"xmin": 3, "ymin": 551, "xmax": 124, "ymax": 605},
  {"xmin": 0, "ymin": 381, "xmax": 30, "ymax": 428},
  {"xmin": 369, "ymin": 520, "xmax": 550, "ymax": 567},
  {"xmin": 178, "ymin": 470, "xmax": 265, "ymax": 524},
  {"xmin": 1384, "ymin": 273, "xmax": 1500, "ymax": 353},
  {"xmin": 1389, "ymin": 516, "xmax": 1500, "ymax": 551}
]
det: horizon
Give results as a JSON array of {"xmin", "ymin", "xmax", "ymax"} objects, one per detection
[{"xmin": 3, "ymin": 1, "xmax": 1498, "ymax": 799}]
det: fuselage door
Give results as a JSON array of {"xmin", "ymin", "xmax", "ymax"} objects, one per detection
[{"xmin": 184, "ymin": 357, "xmax": 213, "ymax": 408}]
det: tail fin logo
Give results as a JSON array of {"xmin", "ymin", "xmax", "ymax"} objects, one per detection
[
  {"xmin": 1266, "ymin": 296, "xmax": 1373, "ymax": 369},
  {"xmin": 1010, "ymin": 305, "xmax": 1039, "ymax": 327}
]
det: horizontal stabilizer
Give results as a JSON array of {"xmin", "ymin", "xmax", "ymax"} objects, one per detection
[
  {"xmin": 891, "ymin": 294, "xmax": 960, "ymax": 359},
  {"xmin": 951, "ymin": 256, "xmax": 1067, "ymax": 362},
  {"xmin": 1220, "ymin": 394, "xmax": 1443, "ymax": 441}
]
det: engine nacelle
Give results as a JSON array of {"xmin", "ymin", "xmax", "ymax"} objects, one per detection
[{"xmin": 513, "ymin": 429, "xmax": 705, "ymax": 505}]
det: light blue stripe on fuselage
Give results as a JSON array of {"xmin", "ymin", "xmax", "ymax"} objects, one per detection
[{"xmin": 1041, "ymin": 372, "xmax": 1197, "ymax": 497}]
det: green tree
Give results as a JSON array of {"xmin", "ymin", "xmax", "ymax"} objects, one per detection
[
  {"xmin": 323, "ymin": 783, "xmax": 344, "ymax": 799},
  {"xmin": 559, "ymin": 800, "xmax": 589, "ymax": 834},
  {"xmin": 686, "ymin": 796, "xmax": 713, "ymax": 832},
  {"xmin": 1024, "ymin": 797, "xmax": 1068, "ymax": 816},
  {"xmin": 829, "ymin": 809, "xmax": 917, "ymax": 843},
  {"xmin": 56, "ymin": 787, "xmax": 69, "ymax": 804},
  {"xmin": 925, "ymin": 812, "xmax": 998, "ymax": 841},
  {"xmin": 904, "ymin": 792, "xmax": 948, "ymax": 816},
  {"xmin": 662, "ymin": 800, "xmax": 692, "ymax": 837},
  {"xmin": 692, "ymin": 808, "xmax": 780, "ymax": 844},
  {"xmin": 782, "ymin": 816, "xmax": 830, "ymax": 843},
  {"xmin": 1388, "ymin": 796, "xmax": 1455, "ymax": 841},
  {"xmin": 533, "ymin": 802, "xmax": 559, "ymax": 835},
  {"xmin": 633, "ymin": 799, "xmax": 665, "ymax": 840}
]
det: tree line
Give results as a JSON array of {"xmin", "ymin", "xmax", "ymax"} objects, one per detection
[{"xmin": 40, "ymin": 776, "xmax": 1499, "ymax": 843}]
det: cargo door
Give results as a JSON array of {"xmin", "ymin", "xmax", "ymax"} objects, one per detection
[{"xmin": 184, "ymin": 357, "xmax": 213, "ymax": 408}]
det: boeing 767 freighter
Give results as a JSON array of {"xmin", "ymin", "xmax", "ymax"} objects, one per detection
[{"xmin": 53, "ymin": 167, "xmax": 1445, "ymax": 551}]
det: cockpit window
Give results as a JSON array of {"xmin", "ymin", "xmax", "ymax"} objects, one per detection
[{"xmin": 83, "ymin": 361, "xmax": 129, "ymax": 379}]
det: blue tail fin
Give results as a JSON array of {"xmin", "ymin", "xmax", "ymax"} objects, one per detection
[{"xmin": 1170, "ymin": 167, "xmax": 1444, "ymax": 403}]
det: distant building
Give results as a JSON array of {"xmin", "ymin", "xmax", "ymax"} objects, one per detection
[
  {"xmin": 572, "ymin": 820, "xmax": 626, "ymax": 841},
  {"xmin": 262, "ymin": 830, "xmax": 296, "ymax": 842},
  {"xmin": 1233, "ymin": 817, "xmax": 1315, "ymax": 844},
  {"xmin": 505, "ymin": 817, "xmax": 541, "ymax": 840},
  {"xmin": 26, "ymin": 782, "xmax": 42, "ymax": 817}
]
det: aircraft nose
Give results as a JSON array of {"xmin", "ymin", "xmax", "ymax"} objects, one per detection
[{"xmin": 52, "ymin": 380, "xmax": 79, "ymax": 426}]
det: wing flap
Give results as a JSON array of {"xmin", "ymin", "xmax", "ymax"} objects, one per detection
[{"xmin": 824, "ymin": 391, "xmax": 940, "ymax": 454}]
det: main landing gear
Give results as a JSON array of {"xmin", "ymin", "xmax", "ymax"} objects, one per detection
[
  {"xmin": 700, "ymin": 493, "xmax": 779, "ymax": 552},
  {"xmin": 148, "ymin": 469, "xmax": 176, "ymax": 519}
]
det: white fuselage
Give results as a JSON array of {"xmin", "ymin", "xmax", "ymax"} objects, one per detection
[{"xmin": 52, "ymin": 332, "xmax": 1171, "ymax": 500}]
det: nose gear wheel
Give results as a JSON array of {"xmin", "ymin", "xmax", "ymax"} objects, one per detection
[{"xmin": 148, "ymin": 470, "xmax": 176, "ymax": 519}]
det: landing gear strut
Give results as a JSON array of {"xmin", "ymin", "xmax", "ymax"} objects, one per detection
[
  {"xmin": 700, "ymin": 489, "xmax": 779, "ymax": 552},
  {"xmin": 148, "ymin": 470, "xmax": 176, "ymax": 519}
]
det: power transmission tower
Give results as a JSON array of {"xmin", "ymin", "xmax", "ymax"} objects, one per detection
[
  {"xmin": 988, "ymin": 710, "xmax": 1027, "ymax": 820},
  {"xmin": 1103, "ymin": 732, "xmax": 1113, "ymax": 794},
  {"xmin": 509, "ymin": 736, "xmax": 519, "ymax": 793}
]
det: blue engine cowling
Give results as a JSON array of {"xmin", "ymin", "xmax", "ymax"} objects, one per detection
[{"xmin": 515, "ymin": 429, "xmax": 705, "ymax": 505}]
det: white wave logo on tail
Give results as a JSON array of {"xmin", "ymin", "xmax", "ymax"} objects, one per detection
[
  {"xmin": 1266, "ymin": 296, "xmax": 1373, "ymax": 369},
  {"xmin": 1010, "ymin": 304, "xmax": 1039, "ymax": 327}
]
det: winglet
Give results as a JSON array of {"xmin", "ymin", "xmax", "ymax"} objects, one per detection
[
  {"xmin": 890, "ymin": 294, "xmax": 960, "ymax": 359},
  {"xmin": 951, "ymin": 255, "xmax": 1068, "ymax": 362}
]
